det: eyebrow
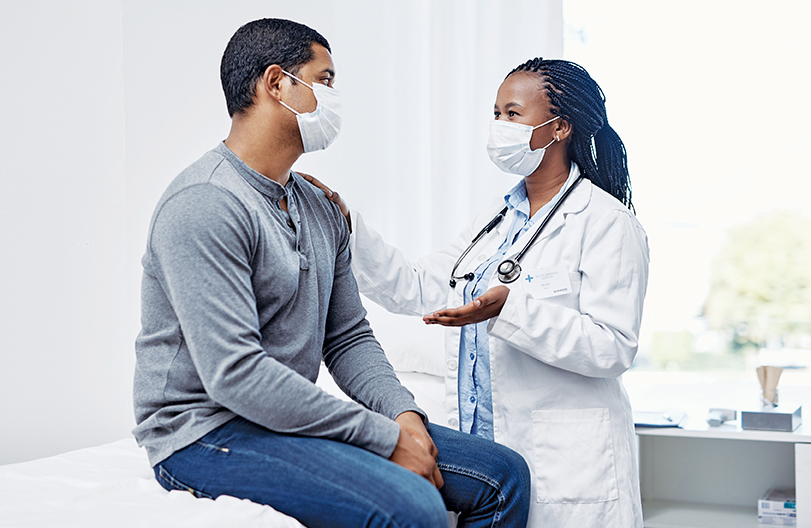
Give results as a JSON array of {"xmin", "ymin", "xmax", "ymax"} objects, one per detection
[{"xmin": 494, "ymin": 102, "xmax": 522, "ymax": 112}]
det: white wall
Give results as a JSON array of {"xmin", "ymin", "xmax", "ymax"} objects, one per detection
[
  {"xmin": 0, "ymin": 0, "xmax": 129, "ymax": 465},
  {"xmin": 0, "ymin": 0, "xmax": 562, "ymax": 465}
]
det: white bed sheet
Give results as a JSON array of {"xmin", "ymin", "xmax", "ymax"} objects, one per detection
[
  {"xmin": 0, "ymin": 437, "xmax": 304, "ymax": 528},
  {"xmin": 0, "ymin": 369, "xmax": 445, "ymax": 528}
]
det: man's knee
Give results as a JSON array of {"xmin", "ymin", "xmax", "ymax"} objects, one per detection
[
  {"xmin": 380, "ymin": 477, "xmax": 448, "ymax": 528},
  {"xmin": 492, "ymin": 440, "xmax": 530, "ymax": 476},
  {"xmin": 491, "ymin": 441, "xmax": 531, "ymax": 496}
]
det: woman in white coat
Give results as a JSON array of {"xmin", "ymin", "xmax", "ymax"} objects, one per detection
[{"xmin": 311, "ymin": 58, "xmax": 649, "ymax": 528}]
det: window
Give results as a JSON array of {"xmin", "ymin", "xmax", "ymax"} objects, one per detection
[{"xmin": 563, "ymin": 0, "xmax": 811, "ymax": 408}]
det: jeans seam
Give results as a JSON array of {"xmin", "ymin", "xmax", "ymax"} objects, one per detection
[
  {"xmin": 437, "ymin": 463, "xmax": 505, "ymax": 527},
  {"xmin": 157, "ymin": 465, "xmax": 214, "ymax": 499}
]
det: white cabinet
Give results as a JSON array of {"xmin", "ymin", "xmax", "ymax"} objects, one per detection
[{"xmin": 637, "ymin": 423, "xmax": 810, "ymax": 527}]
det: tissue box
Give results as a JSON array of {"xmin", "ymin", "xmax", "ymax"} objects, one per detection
[
  {"xmin": 741, "ymin": 404, "xmax": 801, "ymax": 432},
  {"xmin": 758, "ymin": 488, "xmax": 796, "ymax": 526}
]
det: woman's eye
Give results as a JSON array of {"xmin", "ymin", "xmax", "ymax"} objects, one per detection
[
  {"xmin": 508, "ymin": 110, "xmax": 518, "ymax": 117},
  {"xmin": 493, "ymin": 111, "xmax": 501, "ymax": 119}
]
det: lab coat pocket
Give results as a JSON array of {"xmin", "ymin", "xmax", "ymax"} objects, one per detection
[{"xmin": 531, "ymin": 407, "xmax": 618, "ymax": 504}]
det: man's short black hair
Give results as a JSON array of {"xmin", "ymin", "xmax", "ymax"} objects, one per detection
[{"xmin": 220, "ymin": 18, "xmax": 331, "ymax": 117}]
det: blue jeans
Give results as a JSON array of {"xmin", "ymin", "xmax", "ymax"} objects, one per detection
[{"xmin": 155, "ymin": 417, "xmax": 530, "ymax": 528}]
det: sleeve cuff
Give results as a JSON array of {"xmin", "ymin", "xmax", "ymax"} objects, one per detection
[{"xmin": 359, "ymin": 411, "xmax": 402, "ymax": 458}]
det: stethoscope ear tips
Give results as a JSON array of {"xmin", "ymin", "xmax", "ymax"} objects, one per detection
[{"xmin": 449, "ymin": 274, "xmax": 475, "ymax": 288}]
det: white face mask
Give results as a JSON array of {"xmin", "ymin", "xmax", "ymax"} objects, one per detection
[
  {"xmin": 279, "ymin": 71, "xmax": 342, "ymax": 153},
  {"xmin": 486, "ymin": 115, "xmax": 560, "ymax": 176}
]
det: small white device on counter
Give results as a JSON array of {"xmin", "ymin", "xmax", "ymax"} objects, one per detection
[{"xmin": 706, "ymin": 408, "xmax": 737, "ymax": 427}]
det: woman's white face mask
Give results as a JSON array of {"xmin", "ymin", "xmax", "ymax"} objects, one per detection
[
  {"xmin": 278, "ymin": 71, "xmax": 342, "ymax": 153},
  {"xmin": 486, "ymin": 115, "xmax": 560, "ymax": 176}
]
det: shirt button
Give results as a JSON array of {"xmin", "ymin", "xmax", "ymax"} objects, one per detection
[
  {"xmin": 448, "ymin": 418, "xmax": 459, "ymax": 428},
  {"xmin": 469, "ymin": 353, "xmax": 475, "ymax": 360},
  {"xmin": 470, "ymin": 396, "xmax": 476, "ymax": 403},
  {"xmin": 447, "ymin": 359, "xmax": 458, "ymax": 370}
]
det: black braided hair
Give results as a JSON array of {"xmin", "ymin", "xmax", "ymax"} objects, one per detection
[{"xmin": 508, "ymin": 58, "xmax": 633, "ymax": 211}]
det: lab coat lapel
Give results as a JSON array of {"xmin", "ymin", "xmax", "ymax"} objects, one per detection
[{"xmin": 509, "ymin": 179, "xmax": 592, "ymax": 249}]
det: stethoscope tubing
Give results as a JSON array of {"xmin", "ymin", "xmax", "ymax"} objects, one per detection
[
  {"xmin": 449, "ymin": 175, "xmax": 584, "ymax": 287},
  {"xmin": 448, "ymin": 207, "xmax": 507, "ymax": 287}
]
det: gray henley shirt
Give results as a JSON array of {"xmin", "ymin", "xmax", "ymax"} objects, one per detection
[{"xmin": 133, "ymin": 142, "xmax": 422, "ymax": 466}]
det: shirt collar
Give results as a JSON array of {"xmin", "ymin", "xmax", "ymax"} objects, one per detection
[
  {"xmin": 215, "ymin": 141, "xmax": 295, "ymax": 201},
  {"xmin": 502, "ymin": 162, "xmax": 581, "ymax": 218},
  {"xmin": 503, "ymin": 179, "xmax": 530, "ymax": 218}
]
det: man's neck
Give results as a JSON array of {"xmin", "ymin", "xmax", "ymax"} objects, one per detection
[{"xmin": 224, "ymin": 115, "xmax": 301, "ymax": 186}]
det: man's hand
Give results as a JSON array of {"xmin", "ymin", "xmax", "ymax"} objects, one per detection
[
  {"xmin": 423, "ymin": 285, "xmax": 510, "ymax": 327},
  {"xmin": 298, "ymin": 172, "xmax": 351, "ymax": 231},
  {"xmin": 389, "ymin": 411, "xmax": 443, "ymax": 489}
]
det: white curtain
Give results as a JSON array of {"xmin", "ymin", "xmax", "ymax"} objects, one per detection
[
  {"xmin": 0, "ymin": 0, "xmax": 562, "ymax": 464},
  {"xmin": 124, "ymin": 0, "xmax": 564, "ymax": 260}
]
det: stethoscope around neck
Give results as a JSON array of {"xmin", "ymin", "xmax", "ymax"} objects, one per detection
[{"xmin": 449, "ymin": 175, "xmax": 584, "ymax": 288}]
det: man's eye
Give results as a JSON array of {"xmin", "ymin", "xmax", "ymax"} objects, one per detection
[
  {"xmin": 494, "ymin": 112, "xmax": 501, "ymax": 119},
  {"xmin": 508, "ymin": 110, "xmax": 518, "ymax": 117}
]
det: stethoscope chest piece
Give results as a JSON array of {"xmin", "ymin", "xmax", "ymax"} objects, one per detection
[
  {"xmin": 449, "ymin": 175, "xmax": 584, "ymax": 288},
  {"xmin": 497, "ymin": 259, "xmax": 521, "ymax": 284}
]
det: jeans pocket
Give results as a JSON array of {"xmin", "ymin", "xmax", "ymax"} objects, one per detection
[
  {"xmin": 155, "ymin": 464, "xmax": 214, "ymax": 499},
  {"xmin": 194, "ymin": 440, "xmax": 232, "ymax": 454},
  {"xmin": 531, "ymin": 407, "xmax": 618, "ymax": 504}
]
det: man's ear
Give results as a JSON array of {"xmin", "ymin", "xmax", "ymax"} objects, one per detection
[
  {"xmin": 260, "ymin": 64, "xmax": 286, "ymax": 102},
  {"xmin": 553, "ymin": 117, "xmax": 573, "ymax": 142}
]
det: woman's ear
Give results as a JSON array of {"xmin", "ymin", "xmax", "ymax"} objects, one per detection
[{"xmin": 554, "ymin": 118, "xmax": 573, "ymax": 142}]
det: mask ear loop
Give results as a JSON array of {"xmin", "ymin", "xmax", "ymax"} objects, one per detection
[
  {"xmin": 531, "ymin": 115, "xmax": 560, "ymax": 151},
  {"xmin": 278, "ymin": 100, "xmax": 300, "ymax": 115},
  {"xmin": 539, "ymin": 137, "xmax": 556, "ymax": 150},
  {"xmin": 278, "ymin": 70, "xmax": 315, "ymax": 115},
  {"xmin": 531, "ymin": 115, "xmax": 560, "ymax": 130},
  {"xmin": 282, "ymin": 70, "xmax": 313, "ymax": 89}
]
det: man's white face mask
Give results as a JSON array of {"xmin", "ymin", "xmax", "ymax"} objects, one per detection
[
  {"xmin": 279, "ymin": 70, "xmax": 342, "ymax": 153},
  {"xmin": 486, "ymin": 115, "xmax": 560, "ymax": 176}
]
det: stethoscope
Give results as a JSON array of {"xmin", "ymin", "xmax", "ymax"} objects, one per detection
[{"xmin": 449, "ymin": 176, "xmax": 584, "ymax": 287}]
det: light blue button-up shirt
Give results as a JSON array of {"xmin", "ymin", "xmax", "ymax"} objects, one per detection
[{"xmin": 458, "ymin": 174, "xmax": 573, "ymax": 439}]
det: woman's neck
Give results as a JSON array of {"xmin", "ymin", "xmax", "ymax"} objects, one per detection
[{"xmin": 524, "ymin": 155, "xmax": 571, "ymax": 217}]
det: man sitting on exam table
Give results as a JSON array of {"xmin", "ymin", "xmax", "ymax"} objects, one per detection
[{"xmin": 131, "ymin": 17, "xmax": 530, "ymax": 528}]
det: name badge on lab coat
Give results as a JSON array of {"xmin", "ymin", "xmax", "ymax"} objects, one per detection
[{"xmin": 522, "ymin": 264, "xmax": 572, "ymax": 299}]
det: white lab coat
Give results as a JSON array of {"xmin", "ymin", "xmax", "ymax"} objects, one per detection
[{"xmin": 349, "ymin": 164, "xmax": 649, "ymax": 528}]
